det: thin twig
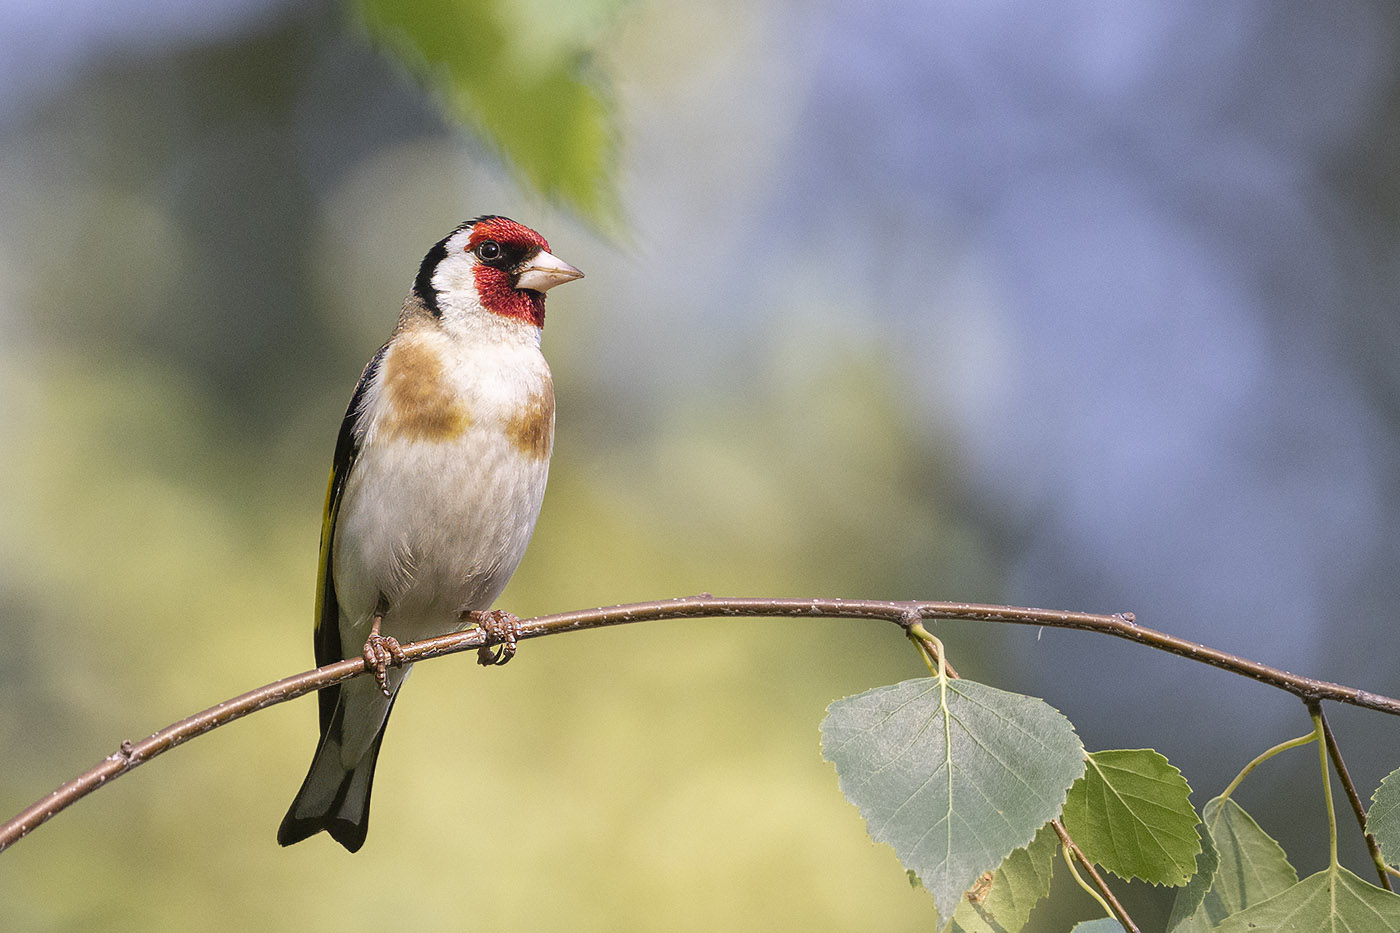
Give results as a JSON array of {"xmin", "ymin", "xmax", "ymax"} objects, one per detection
[
  {"xmin": 1051, "ymin": 818, "xmax": 1139, "ymax": 933},
  {"xmin": 1317, "ymin": 707, "xmax": 1393, "ymax": 890},
  {"xmin": 4, "ymin": 595, "xmax": 1400, "ymax": 854}
]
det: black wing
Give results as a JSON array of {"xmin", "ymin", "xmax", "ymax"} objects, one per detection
[{"xmin": 313, "ymin": 344, "xmax": 387, "ymax": 735}]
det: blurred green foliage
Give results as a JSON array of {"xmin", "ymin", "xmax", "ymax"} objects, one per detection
[{"xmin": 356, "ymin": 0, "xmax": 624, "ymax": 227}]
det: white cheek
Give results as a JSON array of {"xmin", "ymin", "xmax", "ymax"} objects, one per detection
[{"xmin": 431, "ymin": 251, "xmax": 479, "ymax": 298}]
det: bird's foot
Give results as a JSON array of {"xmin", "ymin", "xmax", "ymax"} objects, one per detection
[
  {"xmin": 466, "ymin": 609, "xmax": 523, "ymax": 666},
  {"xmin": 362, "ymin": 614, "xmax": 405, "ymax": 697}
]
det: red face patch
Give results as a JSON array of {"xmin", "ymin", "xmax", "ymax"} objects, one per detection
[
  {"xmin": 472, "ymin": 265, "xmax": 546, "ymax": 327},
  {"xmin": 466, "ymin": 217, "xmax": 551, "ymax": 327},
  {"xmin": 466, "ymin": 217, "xmax": 549, "ymax": 253}
]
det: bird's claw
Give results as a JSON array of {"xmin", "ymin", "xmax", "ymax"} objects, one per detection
[
  {"xmin": 467, "ymin": 609, "xmax": 523, "ymax": 666},
  {"xmin": 362, "ymin": 631, "xmax": 405, "ymax": 697}
]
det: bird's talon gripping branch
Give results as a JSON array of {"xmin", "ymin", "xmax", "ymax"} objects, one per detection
[
  {"xmin": 467, "ymin": 609, "xmax": 523, "ymax": 666},
  {"xmin": 362, "ymin": 613, "xmax": 405, "ymax": 697}
]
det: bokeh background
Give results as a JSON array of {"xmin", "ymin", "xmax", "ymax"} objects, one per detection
[{"xmin": 4, "ymin": 0, "xmax": 1400, "ymax": 929}]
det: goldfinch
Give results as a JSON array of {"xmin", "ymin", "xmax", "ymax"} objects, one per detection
[{"xmin": 278, "ymin": 216, "xmax": 582, "ymax": 851}]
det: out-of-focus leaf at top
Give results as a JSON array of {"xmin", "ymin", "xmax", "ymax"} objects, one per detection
[{"xmin": 354, "ymin": 0, "xmax": 624, "ymax": 226}]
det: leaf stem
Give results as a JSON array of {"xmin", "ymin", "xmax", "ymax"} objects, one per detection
[
  {"xmin": 907, "ymin": 622, "xmax": 942, "ymax": 678},
  {"xmin": 1309, "ymin": 703, "xmax": 1339, "ymax": 869},
  {"xmin": 1218, "ymin": 732, "xmax": 1316, "ymax": 802},
  {"xmin": 1060, "ymin": 836, "xmax": 1115, "ymax": 921}
]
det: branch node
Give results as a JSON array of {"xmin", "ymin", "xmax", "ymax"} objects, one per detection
[
  {"xmin": 898, "ymin": 606, "xmax": 924, "ymax": 630},
  {"xmin": 1114, "ymin": 611, "xmax": 1136, "ymax": 626}
]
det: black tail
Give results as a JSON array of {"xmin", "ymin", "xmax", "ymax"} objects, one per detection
[{"xmin": 277, "ymin": 695, "xmax": 397, "ymax": 852}]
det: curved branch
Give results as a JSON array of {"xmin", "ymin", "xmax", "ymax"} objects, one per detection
[{"xmin": 3, "ymin": 595, "xmax": 1398, "ymax": 854}]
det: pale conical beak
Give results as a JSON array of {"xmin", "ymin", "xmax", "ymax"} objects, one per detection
[{"xmin": 516, "ymin": 250, "xmax": 584, "ymax": 292}]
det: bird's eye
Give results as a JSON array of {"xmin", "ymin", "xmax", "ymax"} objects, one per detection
[{"xmin": 475, "ymin": 241, "xmax": 502, "ymax": 261}]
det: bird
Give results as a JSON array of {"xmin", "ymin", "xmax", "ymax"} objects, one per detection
[{"xmin": 278, "ymin": 216, "xmax": 582, "ymax": 852}]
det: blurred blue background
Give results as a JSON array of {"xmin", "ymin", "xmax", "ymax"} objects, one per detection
[{"xmin": 3, "ymin": 0, "xmax": 1400, "ymax": 928}]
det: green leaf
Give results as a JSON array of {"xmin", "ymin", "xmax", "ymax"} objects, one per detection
[
  {"xmin": 821, "ymin": 676, "xmax": 1084, "ymax": 920},
  {"xmin": 1165, "ymin": 818, "xmax": 1220, "ymax": 932},
  {"xmin": 949, "ymin": 822, "xmax": 1058, "ymax": 933},
  {"xmin": 1172, "ymin": 796, "xmax": 1298, "ymax": 931},
  {"xmin": 354, "ymin": 0, "xmax": 623, "ymax": 225},
  {"xmin": 1069, "ymin": 920, "xmax": 1125, "ymax": 932},
  {"xmin": 1060, "ymin": 749, "xmax": 1202, "ymax": 886},
  {"xmin": 1369, "ymin": 767, "xmax": 1400, "ymax": 870},
  {"xmin": 1190, "ymin": 795, "xmax": 1297, "ymax": 927},
  {"xmin": 1213, "ymin": 862, "xmax": 1400, "ymax": 932}
]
